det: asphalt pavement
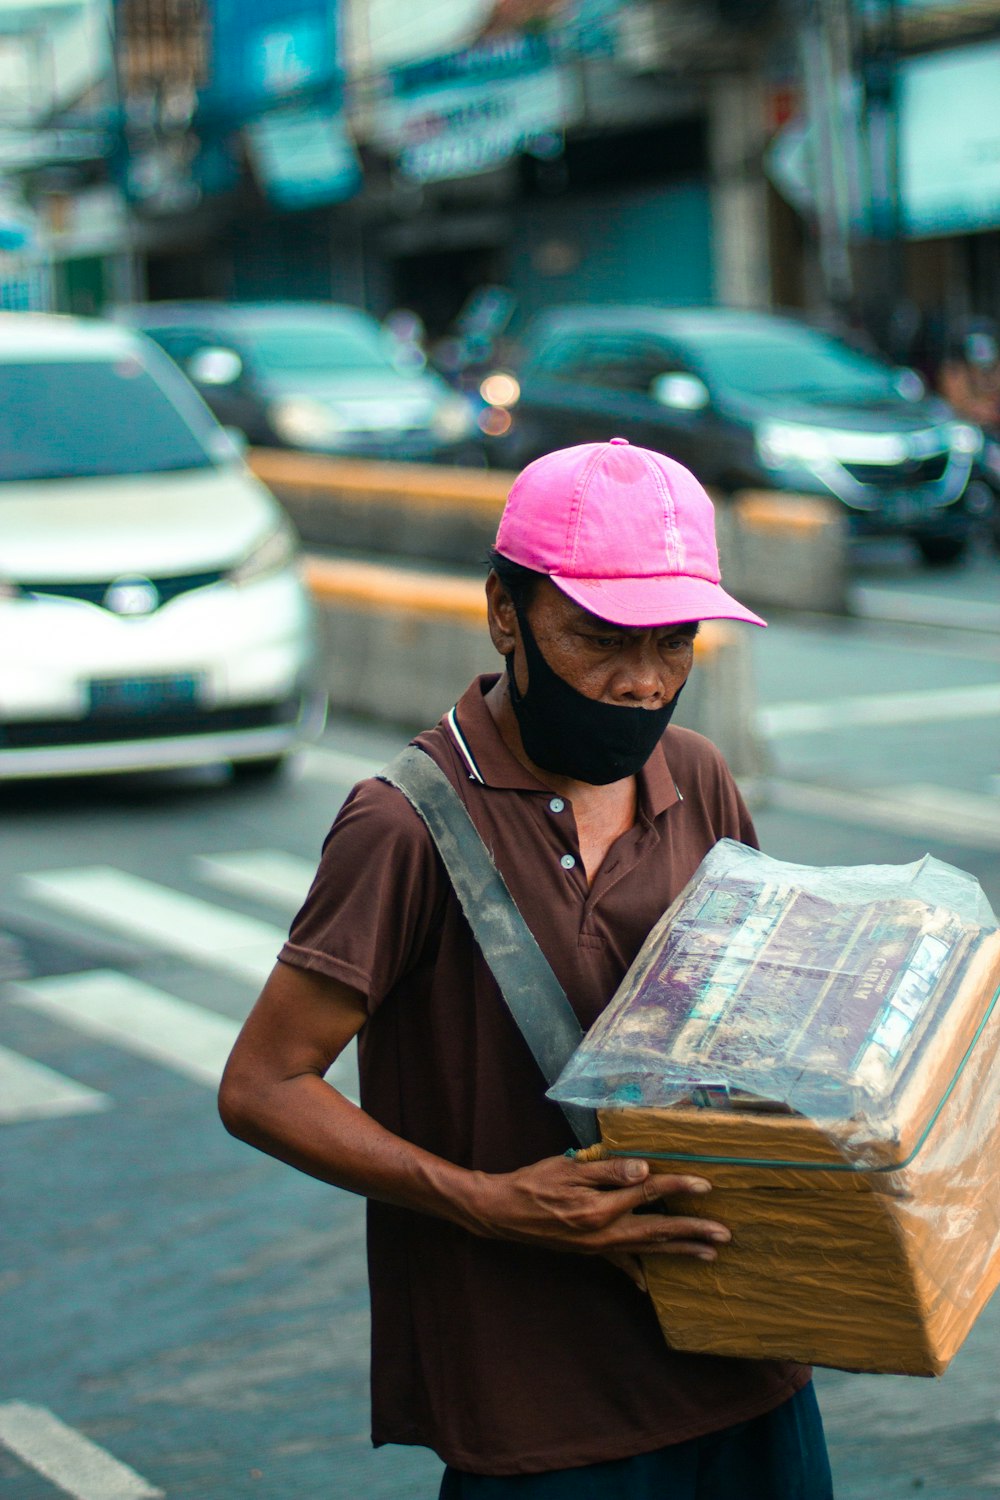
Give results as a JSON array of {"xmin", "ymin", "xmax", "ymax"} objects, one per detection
[
  {"xmin": 1, "ymin": 536, "xmax": 998, "ymax": 1498},
  {"xmin": 750, "ymin": 538, "xmax": 1000, "ymax": 1500}
]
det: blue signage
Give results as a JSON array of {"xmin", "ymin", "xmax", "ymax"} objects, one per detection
[
  {"xmin": 201, "ymin": 0, "xmax": 343, "ymax": 122},
  {"xmin": 246, "ymin": 102, "xmax": 361, "ymax": 207},
  {"xmin": 766, "ymin": 37, "xmax": 1000, "ymax": 239},
  {"xmin": 899, "ymin": 39, "xmax": 1000, "ymax": 237}
]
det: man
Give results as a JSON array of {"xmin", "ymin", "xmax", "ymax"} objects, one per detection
[
  {"xmin": 219, "ymin": 438, "xmax": 833, "ymax": 1498},
  {"xmin": 936, "ymin": 317, "xmax": 1000, "ymax": 432}
]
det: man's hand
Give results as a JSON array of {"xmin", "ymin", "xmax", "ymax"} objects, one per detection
[
  {"xmin": 466, "ymin": 1154, "xmax": 729, "ymax": 1260},
  {"xmin": 222, "ymin": 966, "xmax": 729, "ymax": 1272}
]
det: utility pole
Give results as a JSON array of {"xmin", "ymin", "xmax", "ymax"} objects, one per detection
[
  {"xmin": 858, "ymin": 0, "xmax": 906, "ymax": 355},
  {"xmin": 797, "ymin": 0, "xmax": 860, "ymax": 319}
]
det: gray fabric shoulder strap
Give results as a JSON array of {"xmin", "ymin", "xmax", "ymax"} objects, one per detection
[{"xmin": 378, "ymin": 743, "xmax": 598, "ymax": 1148}]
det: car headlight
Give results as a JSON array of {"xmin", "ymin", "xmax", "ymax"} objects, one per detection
[
  {"xmin": 269, "ymin": 397, "xmax": 346, "ymax": 448},
  {"xmin": 755, "ymin": 421, "xmax": 835, "ymax": 467},
  {"xmin": 431, "ymin": 395, "xmax": 474, "ymax": 442},
  {"xmin": 947, "ymin": 422, "xmax": 984, "ymax": 457},
  {"xmin": 479, "ymin": 371, "xmax": 520, "ymax": 408},
  {"xmin": 227, "ymin": 524, "xmax": 298, "ymax": 587},
  {"xmin": 756, "ymin": 421, "xmax": 918, "ymax": 467}
]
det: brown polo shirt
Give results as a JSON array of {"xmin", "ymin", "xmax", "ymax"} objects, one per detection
[{"xmin": 279, "ymin": 675, "xmax": 810, "ymax": 1475}]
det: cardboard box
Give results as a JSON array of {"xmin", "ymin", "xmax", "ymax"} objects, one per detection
[{"xmin": 558, "ymin": 844, "xmax": 1000, "ymax": 1375}]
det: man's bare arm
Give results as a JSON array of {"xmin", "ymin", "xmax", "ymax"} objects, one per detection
[{"xmin": 219, "ymin": 961, "xmax": 730, "ymax": 1261}]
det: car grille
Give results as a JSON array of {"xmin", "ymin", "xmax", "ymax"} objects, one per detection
[
  {"xmin": 0, "ymin": 699, "xmax": 301, "ymax": 750},
  {"xmin": 839, "ymin": 453, "xmax": 949, "ymax": 489},
  {"xmin": 24, "ymin": 570, "xmax": 224, "ymax": 609}
]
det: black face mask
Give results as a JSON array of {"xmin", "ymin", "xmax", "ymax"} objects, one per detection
[{"xmin": 505, "ymin": 606, "xmax": 683, "ymax": 785}]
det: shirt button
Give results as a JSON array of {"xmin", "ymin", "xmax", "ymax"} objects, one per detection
[
  {"xmin": 548, "ymin": 797, "xmax": 565, "ymax": 813},
  {"xmin": 560, "ymin": 854, "xmax": 576, "ymax": 870}
]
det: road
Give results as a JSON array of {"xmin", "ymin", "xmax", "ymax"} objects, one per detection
[{"xmin": 1, "ymin": 539, "xmax": 998, "ymax": 1499}]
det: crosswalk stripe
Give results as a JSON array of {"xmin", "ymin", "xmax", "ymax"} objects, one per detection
[
  {"xmin": 767, "ymin": 779, "xmax": 1000, "ymax": 850},
  {"xmin": 0, "ymin": 1045, "xmax": 110, "ymax": 1123},
  {"xmin": 758, "ymin": 682, "xmax": 1000, "ymax": 737},
  {"xmin": 7, "ymin": 972, "xmax": 239, "ymax": 1087},
  {"xmin": 194, "ymin": 850, "xmax": 315, "ymax": 912},
  {"xmin": 850, "ymin": 585, "xmax": 1000, "ymax": 634},
  {"xmin": 299, "ymin": 744, "xmax": 384, "ymax": 785},
  {"xmin": 6, "ymin": 969, "xmax": 361, "ymax": 1103},
  {"xmin": 0, "ymin": 1401, "xmax": 163, "ymax": 1499},
  {"xmin": 23, "ymin": 866, "xmax": 286, "ymax": 984}
]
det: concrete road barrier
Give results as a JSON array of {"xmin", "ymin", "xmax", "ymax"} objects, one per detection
[
  {"xmin": 253, "ymin": 451, "xmax": 849, "ymax": 618},
  {"xmin": 304, "ymin": 556, "xmax": 765, "ymax": 779},
  {"xmin": 251, "ymin": 450, "xmax": 507, "ymax": 568},
  {"xmin": 719, "ymin": 491, "xmax": 849, "ymax": 616}
]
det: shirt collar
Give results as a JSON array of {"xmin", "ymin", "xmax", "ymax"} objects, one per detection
[{"xmin": 449, "ymin": 675, "xmax": 680, "ymax": 815}]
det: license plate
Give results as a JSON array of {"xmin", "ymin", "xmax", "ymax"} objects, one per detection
[{"xmin": 88, "ymin": 674, "xmax": 202, "ymax": 715}]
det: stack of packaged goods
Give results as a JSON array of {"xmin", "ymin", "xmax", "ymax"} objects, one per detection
[{"xmin": 551, "ymin": 840, "xmax": 1000, "ymax": 1376}]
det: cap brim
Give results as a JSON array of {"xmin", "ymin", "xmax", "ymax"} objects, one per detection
[{"xmin": 550, "ymin": 572, "xmax": 767, "ymax": 629}]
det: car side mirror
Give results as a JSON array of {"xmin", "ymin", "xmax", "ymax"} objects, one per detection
[
  {"xmin": 207, "ymin": 426, "xmax": 249, "ymax": 462},
  {"xmin": 187, "ymin": 347, "xmax": 243, "ymax": 386},
  {"xmin": 650, "ymin": 372, "xmax": 710, "ymax": 411}
]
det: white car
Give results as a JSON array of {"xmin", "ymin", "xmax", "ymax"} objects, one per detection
[{"xmin": 0, "ymin": 312, "xmax": 325, "ymax": 781}]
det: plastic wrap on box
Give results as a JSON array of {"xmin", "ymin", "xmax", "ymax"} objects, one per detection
[
  {"xmin": 551, "ymin": 839, "xmax": 998, "ymax": 1156},
  {"xmin": 549, "ymin": 840, "xmax": 1000, "ymax": 1375}
]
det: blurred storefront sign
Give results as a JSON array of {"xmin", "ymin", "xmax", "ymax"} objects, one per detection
[
  {"xmin": 766, "ymin": 36, "xmax": 1000, "ymax": 240},
  {"xmin": 246, "ymin": 103, "xmax": 361, "ymax": 206},
  {"xmin": 899, "ymin": 38, "xmax": 1000, "ymax": 236},
  {"xmin": 390, "ymin": 66, "xmax": 569, "ymax": 183},
  {"xmin": 201, "ymin": 0, "xmax": 343, "ymax": 120},
  {"xmin": 346, "ymin": 0, "xmax": 586, "ymax": 73},
  {"xmin": 117, "ymin": 1, "xmax": 350, "ymax": 214},
  {"xmin": 378, "ymin": 35, "xmax": 571, "ymax": 183}
]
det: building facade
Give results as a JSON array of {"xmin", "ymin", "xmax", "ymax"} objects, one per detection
[{"xmin": 1, "ymin": 0, "xmax": 997, "ymax": 368}]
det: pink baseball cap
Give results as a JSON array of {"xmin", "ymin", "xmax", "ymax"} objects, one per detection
[{"xmin": 495, "ymin": 437, "xmax": 765, "ymax": 628}]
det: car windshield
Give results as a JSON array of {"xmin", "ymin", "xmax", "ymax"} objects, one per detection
[
  {"xmin": 0, "ymin": 356, "xmax": 219, "ymax": 481},
  {"xmin": 683, "ymin": 327, "xmax": 899, "ymax": 401},
  {"xmin": 239, "ymin": 319, "xmax": 398, "ymax": 374}
]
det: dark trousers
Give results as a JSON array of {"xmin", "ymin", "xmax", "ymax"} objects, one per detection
[{"xmin": 438, "ymin": 1382, "xmax": 833, "ymax": 1500}]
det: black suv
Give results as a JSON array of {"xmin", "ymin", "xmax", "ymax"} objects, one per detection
[
  {"xmin": 488, "ymin": 306, "xmax": 986, "ymax": 565},
  {"xmin": 116, "ymin": 300, "xmax": 482, "ymax": 464}
]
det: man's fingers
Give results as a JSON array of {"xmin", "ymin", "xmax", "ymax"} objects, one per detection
[
  {"xmin": 482, "ymin": 1155, "xmax": 728, "ymax": 1257},
  {"xmin": 646, "ymin": 1238, "xmax": 723, "ymax": 1261},
  {"xmin": 579, "ymin": 1157, "xmax": 711, "ymax": 1199},
  {"xmin": 638, "ymin": 1170, "xmax": 713, "ymax": 1202},
  {"xmin": 613, "ymin": 1212, "xmax": 731, "ymax": 1254}
]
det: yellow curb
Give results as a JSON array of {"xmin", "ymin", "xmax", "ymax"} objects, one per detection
[
  {"xmin": 304, "ymin": 556, "xmax": 728, "ymax": 655},
  {"xmin": 250, "ymin": 450, "xmax": 513, "ymax": 520},
  {"xmin": 252, "ymin": 451, "xmax": 836, "ymax": 541},
  {"xmin": 734, "ymin": 491, "xmax": 839, "ymax": 533},
  {"xmin": 304, "ymin": 557, "xmax": 487, "ymax": 626}
]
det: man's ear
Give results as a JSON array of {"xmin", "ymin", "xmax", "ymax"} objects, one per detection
[{"xmin": 486, "ymin": 571, "xmax": 517, "ymax": 658}]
